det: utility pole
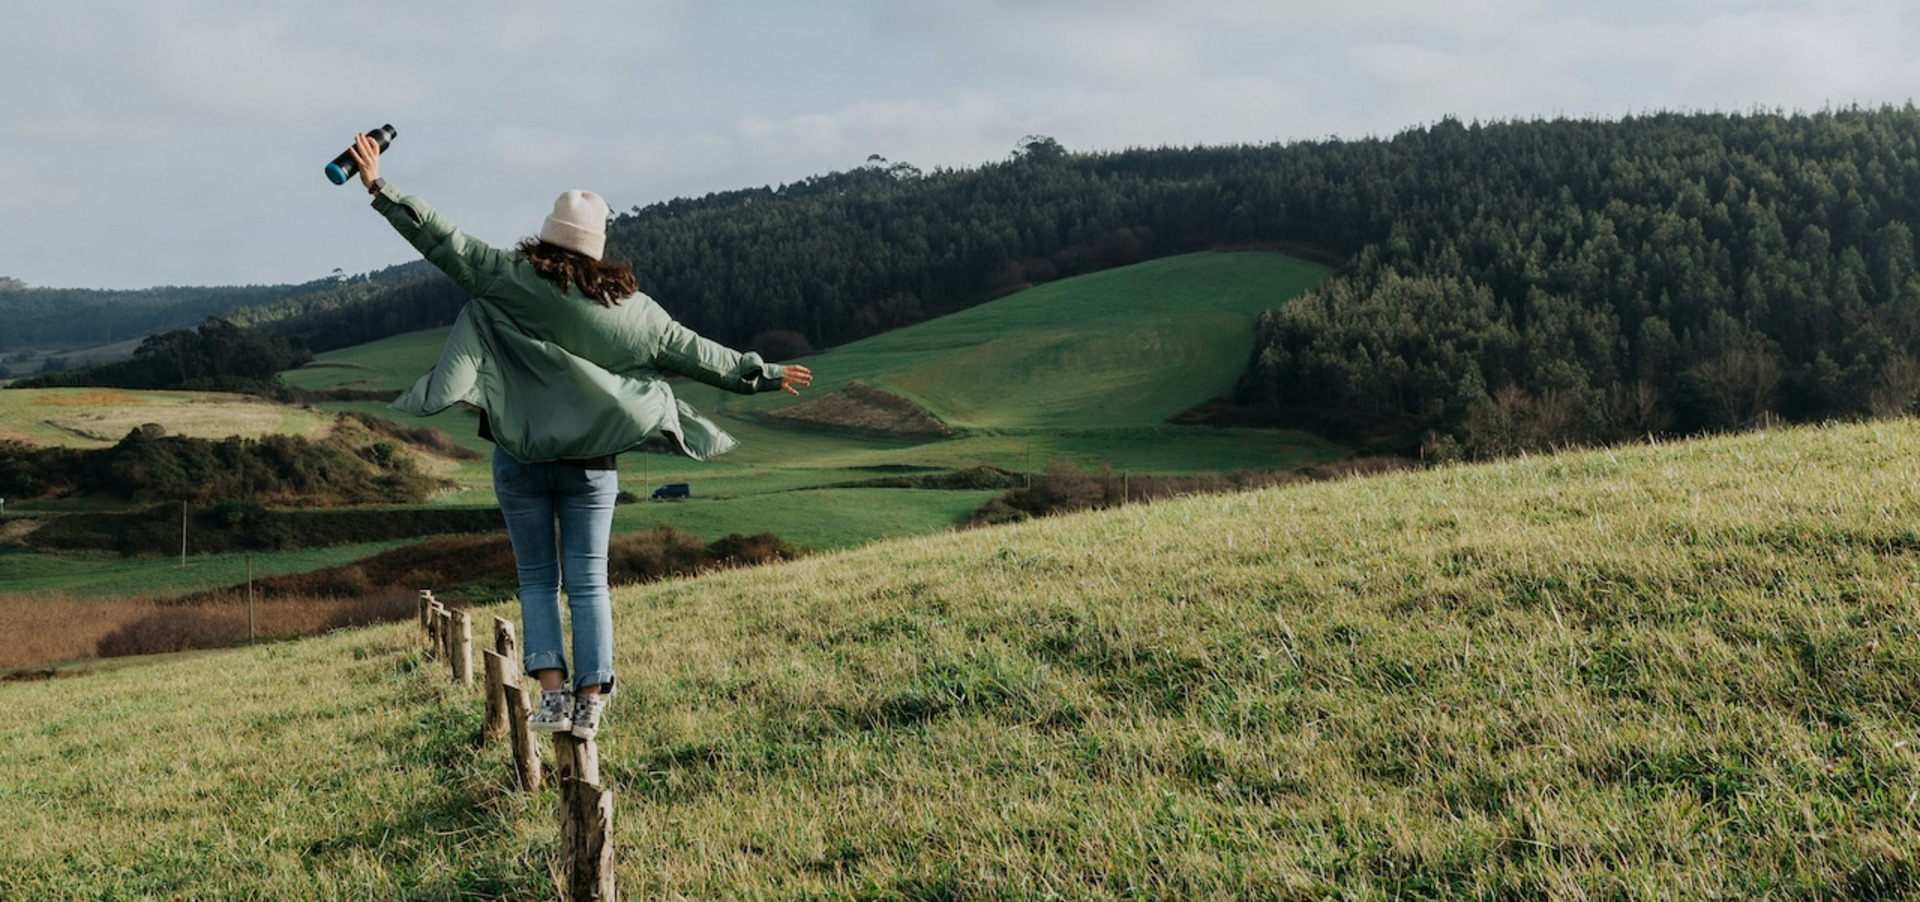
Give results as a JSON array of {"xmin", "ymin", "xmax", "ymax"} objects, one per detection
[{"xmin": 247, "ymin": 552, "xmax": 256, "ymax": 647}]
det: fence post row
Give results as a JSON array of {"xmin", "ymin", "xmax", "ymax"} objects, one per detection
[{"xmin": 415, "ymin": 591, "xmax": 612, "ymax": 900}]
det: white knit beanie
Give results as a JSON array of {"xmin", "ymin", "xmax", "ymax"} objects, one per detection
[{"xmin": 539, "ymin": 190, "xmax": 610, "ymax": 261}]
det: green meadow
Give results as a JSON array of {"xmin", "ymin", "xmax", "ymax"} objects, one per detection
[
  {"xmin": 259, "ymin": 251, "xmax": 1340, "ymax": 551},
  {"xmin": 5, "ymin": 419, "xmax": 1919, "ymax": 897},
  {"xmin": 1, "ymin": 252, "xmax": 1339, "ymax": 675}
]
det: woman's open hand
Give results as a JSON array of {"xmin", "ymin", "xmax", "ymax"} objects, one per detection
[
  {"xmin": 780, "ymin": 364, "xmax": 813, "ymax": 396},
  {"xmin": 349, "ymin": 133, "xmax": 382, "ymax": 190}
]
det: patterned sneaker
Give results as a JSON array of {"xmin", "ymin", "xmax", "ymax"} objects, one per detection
[
  {"xmin": 529, "ymin": 689, "xmax": 573, "ymax": 734},
  {"xmin": 571, "ymin": 691, "xmax": 606, "ymax": 740}
]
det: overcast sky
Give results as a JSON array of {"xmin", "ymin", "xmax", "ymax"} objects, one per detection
[{"xmin": 2, "ymin": 0, "xmax": 1917, "ymax": 290}]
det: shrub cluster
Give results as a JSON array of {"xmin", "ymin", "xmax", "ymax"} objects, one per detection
[
  {"xmin": 11, "ymin": 317, "xmax": 309, "ymax": 391},
  {"xmin": 23, "ymin": 505, "xmax": 506, "ymax": 555},
  {"xmin": 93, "ymin": 589, "xmax": 419, "ymax": 659},
  {"xmin": 174, "ymin": 527, "xmax": 803, "ymax": 607},
  {"xmin": 0, "ymin": 420, "xmax": 449, "ymax": 506},
  {"xmin": 966, "ymin": 457, "xmax": 1411, "ymax": 526}
]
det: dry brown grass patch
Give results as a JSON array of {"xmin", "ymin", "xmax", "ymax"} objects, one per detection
[
  {"xmin": 30, "ymin": 389, "xmax": 144, "ymax": 407},
  {"xmin": 767, "ymin": 380, "xmax": 953, "ymax": 436}
]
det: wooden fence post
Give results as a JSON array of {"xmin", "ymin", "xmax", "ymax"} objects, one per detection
[
  {"xmin": 554, "ymin": 734, "xmax": 614, "ymax": 900},
  {"xmin": 417, "ymin": 589, "xmax": 434, "ymax": 632},
  {"xmin": 424, "ymin": 602, "xmax": 441, "ymax": 660},
  {"xmin": 561, "ymin": 778, "xmax": 615, "ymax": 900},
  {"xmin": 437, "ymin": 608, "xmax": 455, "ymax": 663},
  {"xmin": 553, "ymin": 733, "xmax": 600, "ymax": 786},
  {"xmin": 451, "ymin": 609, "xmax": 473, "ymax": 687},
  {"xmin": 481, "ymin": 650, "xmax": 509, "ymax": 743},
  {"xmin": 502, "ymin": 683, "xmax": 542, "ymax": 792},
  {"xmin": 494, "ymin": 617, "xmax": 520, "ymax": 678}
]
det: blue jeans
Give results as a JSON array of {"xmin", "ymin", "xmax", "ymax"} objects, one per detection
[{"xmin": 492, "ymin": 446, "xmax": 617, "ymax": 692}]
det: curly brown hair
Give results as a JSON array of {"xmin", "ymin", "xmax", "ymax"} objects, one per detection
[{"xmin": 514, "ymin": 238, "xmax": 639, "ymax": 307}]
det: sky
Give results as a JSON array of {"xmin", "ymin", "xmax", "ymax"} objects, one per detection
[{"xmin": 2, "ymin": 0, "xmax": 1918, "ymax": 291}]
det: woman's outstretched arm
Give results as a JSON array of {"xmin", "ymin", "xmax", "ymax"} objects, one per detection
[{"xmin": 348, "ymin": 133, "xmax": 513, "ymax": 297}]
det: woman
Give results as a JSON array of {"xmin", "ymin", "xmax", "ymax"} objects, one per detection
[{"xmin": 346, "ymin": 134, "xmax": 811, "ymax": 740}]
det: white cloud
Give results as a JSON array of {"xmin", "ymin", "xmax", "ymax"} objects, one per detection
[
  {"xmin": 1665, "ymin": 1, "xmax": 1920, "ymax": 107},
  {"xmin": 9, "ymin": 114, "xmax": 172, "ymax": 141},
  {"xmin": 497, "ymin": 7, "xmax": 558, "ymax": 51},
  {"xmin": 0, "ymin": 164, "xmax": 83, "ymax": 211},
  {"xmin": 731, "ymin": 95, "xmax": 1025, "ymax": 175},
  {"xmin": 139, "ymin": 18, "xmax": 422, "ymax": 122},
  {"xmin": 1054, "ymin": 16, "xmax": 1207, "ymax": 83}
]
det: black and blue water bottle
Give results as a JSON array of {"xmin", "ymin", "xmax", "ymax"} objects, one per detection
[{"xmin": 325, "ymin": 124, "xmax": 397, "ymax": 185}]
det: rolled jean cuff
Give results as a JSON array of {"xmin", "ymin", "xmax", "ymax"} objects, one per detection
[
  {"xmin": 575, "ymin": 669, "xmax": 615, "ymax": 692},
  {"xmin": 524, "ymin": 651, "xmax": 567, "ymax": 680}
]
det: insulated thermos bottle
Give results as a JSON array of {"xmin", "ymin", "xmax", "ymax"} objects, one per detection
[{"xmin": 325, "ymin": 124, "xmax": 397, "ymax": 185}]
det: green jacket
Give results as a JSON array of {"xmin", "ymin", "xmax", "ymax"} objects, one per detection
[{"xmin": 374, "ymin": 183, "xmax": 786, "ymax": 462}]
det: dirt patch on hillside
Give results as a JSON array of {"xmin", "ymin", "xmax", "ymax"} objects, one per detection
[
  {"xmin": 30, "ymin": 390, "xmax": 145, "ymax": 407},
  {"xmin": 40, "ymin": 393, "xmax": 313, "ymax": 443},
  {"xmin": 0, "ymin": 425, "xmax": 38, "ymax": 444},
  {"xmin": 0, "ymin": 518, "xmax": 42, "ymax": 545},
  {"xmin": 767, "ymin": 381, "xmax": 953, "ymax": 436}
]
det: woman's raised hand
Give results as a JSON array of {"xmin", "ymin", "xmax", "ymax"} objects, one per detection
[{"xmin": 349, "ymin": 133, "xmax": 382, "ymax": 190}]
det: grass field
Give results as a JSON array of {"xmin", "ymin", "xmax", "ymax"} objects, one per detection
[
  {"xmin": 0, "ymin": 388, "xmax": 336, "ymax": 447},
  {"xmin": 3, "ymin": 253, "xmax": 1338, "ymax": 644},
  {"xmin": 278, "ymin": 327, "xmax": 455, "ymax": 393},
  {"xmin": 684, "ymin": 251, "xmax": 1332, "ymax": 432},
  {"xmin": 211, "ymin": 252, "xmax": 1339, "ymax": 555},
  {"xmin": 0, "ymin": 539, "xmax": 435, "ymax": 598},
  {"xmin": 4, "ymin": 418, "xmax": 1920, "ymax": 897}
]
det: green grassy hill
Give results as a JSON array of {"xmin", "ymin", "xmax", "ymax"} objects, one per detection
[
  {"xmin": 695, "ymin": 250, "xmax": 1331, "ymax": 431},
  {"xmin": 279, "ymin": 327, "xmax": 454, "ymax": 394},
  {"xmin": 263, "ymin": 251, "xmax": 1343, "ymax": 550},
  {"xmin": 0, "ymin": 388, "xmax": 336, "ymax": 448},
  {"xmin": 7, "ymin": 419, "xmax": 1919, "ymax": 897}
]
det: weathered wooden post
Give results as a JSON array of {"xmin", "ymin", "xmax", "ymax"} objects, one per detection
[
  {"xmin": 436, "ymin": 608, "xmax": 455, "ymax": 663},
  {"xmin": 502, "ymin": 683, "xmax": 542, "ymax": 792},
  {"xmin": 481, "ymin": 650, "xmax": 510, "ymax": 743},
  {"xmin": 424, "ymin": 602, "xmax": 441, "ymax": 660},
  {"xmin": 555, "ymin": 734, "xmax": 615, "ymax": 901},
  {"xmin": 417, "ymin": 589, "xmax": 434, "ymax": 632},
  {"xmin": 494, "ymin": 617, "xmax": 520, "ymax": 678},
  {"xmin": 451, "ymin": 609, "xmax": 474, "ymax": 687},
  {"xmin": 553, "ymin": 733, "xmax": 600, "ymax": 785}
]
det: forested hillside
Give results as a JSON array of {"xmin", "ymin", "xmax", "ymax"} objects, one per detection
[
  {"xmin": 19, "ymin": 108, "xmax": 1920, "ymax": 463},
  {"xmin": 1233, "ymin": 107, "xmax": 1920, "ymax": 455},
  {"xmin": 0, "ymin": 261, "xmax": 446, "ymax": 351},
  {"xmin": 0, "ymin": 280, "xmax": 307, "ymax": 351},
  {"xmin": 241, "ymin": 135, "xmax": 1352, "ymax": 360},
  {"xmin": 243, "ymin": 110, "xmax": 1920, "ymax": 464},
  {"xmin": 12, "ymin": 317, "xmax": 310, "ymax": 391}
]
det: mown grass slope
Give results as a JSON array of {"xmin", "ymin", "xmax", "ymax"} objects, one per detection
[
  {"xmin": 0, "ymin": 388, "xmax": 335, "ymax": 448},
  {"xmin": 6, "ymin": 418, "xmax": 1919, "ymax": 897},
  {"xmin": 259, "ymin": 252, "xmax": 1343, "ymax": 550},
  {"xmin": 278, "ymin": 327, "xmax": 454, "ymax": 394},
  {"xmin": 697, "ymin": 250, "xmax": 1332, "ymax": 431}
]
